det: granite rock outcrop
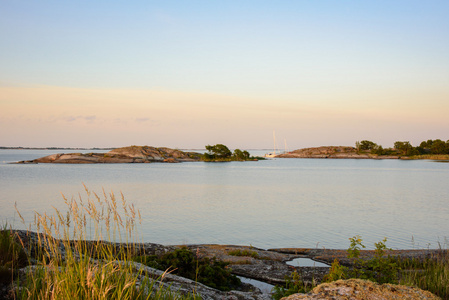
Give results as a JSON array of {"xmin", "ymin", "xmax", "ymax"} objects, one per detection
[
  {"xmin": 15, "ymin": 146, "xmax": 202, "ymax": 164},
  {"xmin": 278, "ymin": 146, "xmax": 399, "ymax": 159},
  {"xmin": 280, "ymin": 279, "xmax": 440, "ymax": 300},
  {"xmin": 3, "ymin": 230, "xmax": 443, "ymax": 300}
]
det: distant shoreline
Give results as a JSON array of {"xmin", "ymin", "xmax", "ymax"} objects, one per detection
[
  {"xmin": 0, "ymin": 147, "xmax": 272, "ymax": 151},
  {"xmin": 0, "ymin": 147, "xmax": 114, "ymax": 150}
]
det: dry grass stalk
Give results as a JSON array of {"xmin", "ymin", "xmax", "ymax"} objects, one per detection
[{"xmin": 11, "ymin": 186, "xmax": 197, "ymax": 300}]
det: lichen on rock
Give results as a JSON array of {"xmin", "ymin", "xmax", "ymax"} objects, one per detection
[{"xmin": 281, "ymin": 279, "xmax": 441, "ymax": 300}]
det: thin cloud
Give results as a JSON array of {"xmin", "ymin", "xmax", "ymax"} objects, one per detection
[
  {"xmin": 136, "ymin": 117, "xmax": 151, "ymax": 123},
  {"xmin": 84, "ymin": 115, "xmax": 96, "ymax": 122},
  {"xmin": 63, "ymin": 115, "xmax": 97, "ymax": 122},
  {"xmin": 65, "ymin": 116, "xmax": 78, "ymax": 122}
]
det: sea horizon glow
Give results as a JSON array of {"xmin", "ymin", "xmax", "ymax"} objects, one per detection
[{"xmin": 1, "ymin": 1, "xmax": 448, "ymax": 149}]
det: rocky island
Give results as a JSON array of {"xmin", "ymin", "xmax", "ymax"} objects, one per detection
[
  {"xmin": 14, "ymin": 144, "xmax": 263, "ymax": 164},
  {"xmin": 277, "ymin": 139, "xmax": 449, "ymax": 160},
  {"xmin": 15, "ymin": 145, "xmax": 202, "ymax": 164},
  {"xmin": 277, "ymin": 146, "xmax": 399, "ymax": 159}
]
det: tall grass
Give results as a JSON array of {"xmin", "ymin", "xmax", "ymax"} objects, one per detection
[
  {"xmin": 399, "ymin": 249, "xmax": 449, "ymax": 299},
  {"xmin": 323, "ymin": 236, "xmax": 449, "ymax": 299},
  {"xmin": 13, "ymin": 185, "xmax": 197, "ymax": 300}
]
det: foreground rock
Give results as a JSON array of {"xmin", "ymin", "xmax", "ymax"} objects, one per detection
[
  {"xmin": 129, "ymin": 262, "xmax": 271, "ymax": 300},
  {"xmin": 278, "ymin": 146, "xmax": 399, "ymax": 159},
  {"xmin": 186, "ymin": 244, "xmax": 329, "ymax": 285},
  {"xmin": 281, "ymin": 279, "xmax": 440, "ymax": 300},
  {"xmin": 15, "ymin": 145, "xmax": 202, "ymax": 164},
  {"xmin": 6, "ymin": 231, "xmax": 269, "ymax": 300},
  {"xmin": 5, "ymin": 231, "xmax": 443, "ymax": 300}
]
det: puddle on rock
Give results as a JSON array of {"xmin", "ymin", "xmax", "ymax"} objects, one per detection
[
  {"xmin": 237, "ymin": 276, "xmax": 275, "ymax": 294},
  {"xmin": 286, "ymin": 257, "xmax": 330, "ymax": 267}
]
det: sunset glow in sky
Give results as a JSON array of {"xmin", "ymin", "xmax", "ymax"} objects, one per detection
[{"xmin": 1, "ymin": 1, "xmax": 448, "ymax": 149}]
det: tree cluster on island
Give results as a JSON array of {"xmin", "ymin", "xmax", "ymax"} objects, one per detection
[
  {"xmin": 202, "ymin": 144, "xmax": 263, "ymax": 161},
  {"xmin": 356, "ymin": 139, "xmax": 449, "ymax": 157}
]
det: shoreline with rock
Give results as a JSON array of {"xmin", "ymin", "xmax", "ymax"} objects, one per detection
[
  {"xmin": 11, "ymin": 145, "xmax": 398, "ymax": 164},
  {"xmin": 277, "ymin": 146, "xmax": 400, "ymax": 159},
  {"xmin": 4, "ymin": 229, "xmax": 445, "ymax": 299},
  {"xmin": 11, "ymin": 145, "xmax": 449, "ymax": 164},
  {"xmin": 13, "ymin": 145, "xmax": 202, "ymax": 164}
]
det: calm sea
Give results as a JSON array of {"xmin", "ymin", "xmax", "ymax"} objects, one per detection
[{"xmin": 1, "ymin": 149, "xmax": 448, "ymax": 250}]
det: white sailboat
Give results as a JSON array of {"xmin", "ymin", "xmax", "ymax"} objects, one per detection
[
  {"xmin": 283, "ymin": 138, "xmax": 289, "ymax": 154},
  {"xmin": 264, "ymin": 131, "xmax": 278, "ymax": 158}
]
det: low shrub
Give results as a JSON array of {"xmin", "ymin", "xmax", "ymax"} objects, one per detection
[
  {"xmin": 324, "ymin": 236, "xmax": 400, "ymax": 284},
  {"xmin": 322, "ymin": 259, "xmax": 346, "ymax": 282},
  {"xmin": 134, "ymin": 247, "xmax": 241, "ymax": 291},
  {"xmin": 228, "ymin": 249, "xmax": 259, "ymax": 258}
]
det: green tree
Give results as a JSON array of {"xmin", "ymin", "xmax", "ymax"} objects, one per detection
[
  {"xmin": 430, "ymin": 139, "xmax": 448, "ymax": 154},
  {"xmin": 415, "ymin": 146, "xmax": 427, "ymax": 155},
  {"xmin": 204, "ymin": 144, "xmax": 232, "ymax": 160},
  {"xmin": 418, "ymin": 139, "xmax": 449, "ymax": 155},
  {"xmin": 394, "ymin": 141, "xmax": 413, "ymax": 155},
  {"xmin": 419, "ymin": 139, "xmax": 434, "ymax": 150},
  {"xmin": 371, "ymin": 145, "xmax": 384, "ymax": 155},
  {"xmin": 356, "ymin": 140, "xmax": 378, "ymax": 151},
  {"xmin": 233, "ymin": 149, "xmax": 250, "ymax": 161}
]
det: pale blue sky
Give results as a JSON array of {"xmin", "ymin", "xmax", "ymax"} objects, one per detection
[{"xmin": 1, "ymin": 1, "xmax": 448, "ymax": 148}]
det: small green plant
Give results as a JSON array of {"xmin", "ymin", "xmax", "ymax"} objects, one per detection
[
  {"xmin": 347, "ymin": 235, "xmax": 366, "ymax": 278},
  {"xmin": 325, "ymin": 236, "xmax": 400, "ymax": 285},
  {"xmin": 367, "ymin": 238, "xmax": 399, "ymax": 284},
  {"xmin": 347, "ymin": 235, "xmax": 365, "ymax": 259},
  {"xmin": 228, "ymin": 249, "xmax": 259, "ymax": 258},
  {"xmin": 271, "ymin": 270, "xmax": 314, "ymax": 300},
  {"xmin": 323, "ymin": 259, "xmax": 346, "ymax": 282}
]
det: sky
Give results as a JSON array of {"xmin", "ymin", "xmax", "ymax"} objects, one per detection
[{"xmin": 1, "ymin": 1, "xmax": 448, "ymax": 149}]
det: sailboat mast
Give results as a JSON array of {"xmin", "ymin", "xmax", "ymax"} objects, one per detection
[{"xmin": 273, "ymin": 131, "xmax": 276, "ymax": 155}]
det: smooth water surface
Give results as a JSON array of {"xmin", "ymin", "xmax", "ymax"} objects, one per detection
[
  {"xmin": 237, "ymin": 276, "xmax": 274, "ymax": 294},
  {"xmin": 1, "ymin": 149, "xmax": 448, "ymax": 250},
  {"xmin": 286, "ymin": 258, "xmax": 329, "ymax": 267}
]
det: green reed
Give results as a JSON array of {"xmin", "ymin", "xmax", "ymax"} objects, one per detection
[{"xmin": 398, "ymin": 249, "xmax": 449, "ymax": 299}]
